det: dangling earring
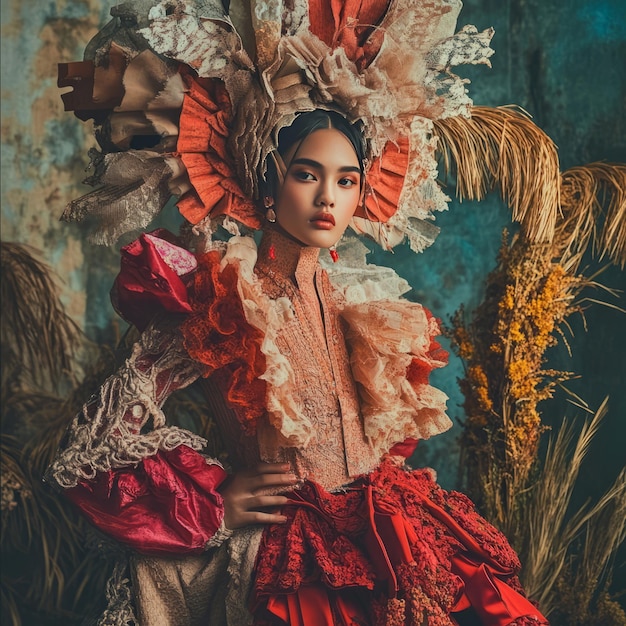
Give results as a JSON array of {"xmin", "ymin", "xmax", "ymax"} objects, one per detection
[
  {"xmin": 264, "ymin": 196, "xmax": 277, "ymax": 259},
  {"xmin": 264, "ymin": 196, "xmax": 276, "ymax": 223},
  {"xmin": 329, "ymin": 244, "xmax": 339, "ymax": 263}
]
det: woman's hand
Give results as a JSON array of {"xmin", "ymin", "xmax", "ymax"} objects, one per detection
[{"xmin": 220, "ymin": 463, "xmax": 297, "ymax": 530}]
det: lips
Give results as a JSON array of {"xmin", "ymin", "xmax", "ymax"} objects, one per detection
[{"xmin": 310, "ymin": 212, "xmax": 335, "ymax": 229}]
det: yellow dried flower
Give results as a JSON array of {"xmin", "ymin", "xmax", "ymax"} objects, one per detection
[
  {"xmin": 509, "ymin": 320, "xmax": 524, "ymax": 343},
  {"xmin": 500, "ymin": 285, "xmax": 516, "ymax": 312},
  {"xmin": 469, "ymin": 365, "xmax": 493, "ymax": 412},
  {"xmin": 508, "ymin": 359, "xmax": 536, "ymax": 398}
]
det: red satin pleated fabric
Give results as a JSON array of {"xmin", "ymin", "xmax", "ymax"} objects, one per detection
[{"xmin": 66, "ymin": 446, "xmax": 227, "ymax": 555}]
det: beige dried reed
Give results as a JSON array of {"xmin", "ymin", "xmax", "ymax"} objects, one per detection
[
  {"xmin": 559, "ymin": 163, "xmax": 626, "ymax": 269},
  {"xmin": 522, "ymin": 400, "xmax": 626, "ymax": 616}
]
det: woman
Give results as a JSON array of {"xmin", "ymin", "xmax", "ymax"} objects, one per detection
[{"xmin": 48, "ymin": 108, "xmax": 547, "ymax": 625}]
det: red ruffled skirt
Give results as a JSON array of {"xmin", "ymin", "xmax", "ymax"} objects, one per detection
[{"xmin": 252, "ymin": 461, "xmax": 547, "ymax": 626}]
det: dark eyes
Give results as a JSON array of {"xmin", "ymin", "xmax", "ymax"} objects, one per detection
[
  {"xmin": 294, "ymin": 171, "xmax": 316, "ymax": 181},
  {"xmin": 292, "ymin": 171, "xmax": 359, "ymax": 187}
]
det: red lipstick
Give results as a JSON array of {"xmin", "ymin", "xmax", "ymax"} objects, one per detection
[{"xmin": 310, "ymin": 212, "xmax": 335, "ymax": 229}]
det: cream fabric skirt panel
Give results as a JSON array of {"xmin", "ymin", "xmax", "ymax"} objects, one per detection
[{"xmin": 131, "ymin": 527, "xmax": 263, "ymax": 626}]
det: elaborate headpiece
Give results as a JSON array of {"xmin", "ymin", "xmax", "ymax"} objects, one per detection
[{"xmin": 59, "ymin": 0, "xmax": 496, "ymax": 252}]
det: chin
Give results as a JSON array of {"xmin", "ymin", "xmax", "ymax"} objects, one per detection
[
  {"xmin": 305, "ymin": 235, "xmax": 340, "ymax": 249},
  {"xmin": 304, "ymin": 228, "xmax": 346, "ymax": 248}
]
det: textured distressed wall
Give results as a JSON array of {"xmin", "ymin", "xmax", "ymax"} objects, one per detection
[
  {"xmin": 2, "ymin": 0, "xmax": 624, "ymax": 543},
  {"xmin": 1, "ymin": 0, "xmax": 119, "ymax": 342}
]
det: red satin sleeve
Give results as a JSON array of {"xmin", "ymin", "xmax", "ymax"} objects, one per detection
[{"xmin": 66, "ymin": 445, "xmax": 228, "ymax": 555}]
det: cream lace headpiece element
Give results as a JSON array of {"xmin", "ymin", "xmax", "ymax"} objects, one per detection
[{"xmin": 60, "ymin": 0, "xmax": 494, "ymax": 252}]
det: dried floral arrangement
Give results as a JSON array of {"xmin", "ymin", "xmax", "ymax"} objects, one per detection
[{"xmin": 440, "ymin": 122, "xmax": 626, "ymax": 624}]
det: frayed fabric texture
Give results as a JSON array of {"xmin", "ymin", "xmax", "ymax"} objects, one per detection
[
  {"xmin": 58, "ymin": 0, "xmax": 495, "ymax": 251},
  {"xmin": 46, "ymin": 321, "xmax": 206, "ymax": 489}
]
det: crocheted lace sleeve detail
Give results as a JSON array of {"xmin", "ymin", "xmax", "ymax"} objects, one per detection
[
  {"xmin": 49, "ymin": 319, "xmax": 207, "ymax": 489},
  {"xmin": 205, "ymin": 519, "xmax": 234, "ymax": 549}
]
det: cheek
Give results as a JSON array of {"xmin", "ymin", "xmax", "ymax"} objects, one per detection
[
  {"xmin": 277, "ymin": 183, "xmax": 309, "ymax": 216},
  {"xmin": 338, "ymin": 190, "xmax": 361, "ymax": 221}
]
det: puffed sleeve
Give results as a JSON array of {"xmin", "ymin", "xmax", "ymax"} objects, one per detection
[
  {"xmin": 46, "ymin": 229, "xmax": 232, "ymax": 554},
  {"xmin": 66, "ymin": 446, "xmax": 229, "ymax": 555},
  {"xmin": 46, "ymin": 320, "xmax": 230, "ymax": 554}
]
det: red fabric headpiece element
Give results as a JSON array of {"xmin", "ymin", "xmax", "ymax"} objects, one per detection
[
  {"xmin": 355, "ymin": 137, "xmax": 410, "ymax": 223},
  {"xmin": 175, "ymin": 71, "xmax": 262, "ymax": 229}
]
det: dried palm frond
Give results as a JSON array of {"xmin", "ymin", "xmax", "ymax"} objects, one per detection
[
  {"xmin": 1, "ymin": 421, "xmax": 114, "ymax": 623},
  {"xmin": 1, "ymin": 338, "xmax": 119, "ymax": 623},
  {"xmin": 0, "ymin": 582, "xmax": 21, "ymax": 626},
  {"xmin": 559, "ymin": 162, "xmax": 626, "ymax": 269},
  {"xmin": 1, "ymin": 236, "xmax": 135, "ymax": 624},
  {"xmin": 434, "ymin": 105, "xmax": 560, "ymax": 243},
  {"xmin": 0, "ymin": 241, "xmax": 82, "ymax": 396}
]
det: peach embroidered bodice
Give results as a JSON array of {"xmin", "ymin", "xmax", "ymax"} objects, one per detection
[{"xmin": 204, "ymin": 228, "xmax": 379, "ymax": 489}]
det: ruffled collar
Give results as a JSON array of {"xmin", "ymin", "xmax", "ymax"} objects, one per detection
[{"xmin": 255, "ymin": 227, "xmax": 320, "ymax": 290}]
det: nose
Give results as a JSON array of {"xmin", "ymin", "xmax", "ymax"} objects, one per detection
[{"xmin": 315, "ymin": 180, "xmax": 335, "ymax": 207}]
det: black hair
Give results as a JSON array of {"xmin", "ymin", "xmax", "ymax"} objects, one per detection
[{"xmin": 261, "ymin": 109, "xmax": 366, "ymax": 200}]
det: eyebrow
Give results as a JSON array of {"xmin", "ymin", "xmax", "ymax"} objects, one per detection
[{"xmin": 290, "ymin": 157, "xmax": 361, "ymax": 174}]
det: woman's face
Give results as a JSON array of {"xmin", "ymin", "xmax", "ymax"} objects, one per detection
[{"xmin": 275, "ymin": 128, "xmax": 362, "ymax": 249}]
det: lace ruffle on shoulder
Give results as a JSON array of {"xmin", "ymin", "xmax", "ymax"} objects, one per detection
[
  {"xmin": 342, "ymin": 299, "xmax": 451, "ymax": 456},
  {"xmin": 224, "ymin": 236, "xmax": 451, "ymax": 454},
  {"xmin": 325, "ymin": 237, "xmax": 452, "ymax": 455}
]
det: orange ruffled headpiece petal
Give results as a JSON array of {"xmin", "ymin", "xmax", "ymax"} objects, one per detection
[
  {"xmin": 176, "ymin": 71, "xmax": 262, "ymax": 230},
  {"xmin": 355, "ymin": 137, "xmax": 410, "ymax": 223}
]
